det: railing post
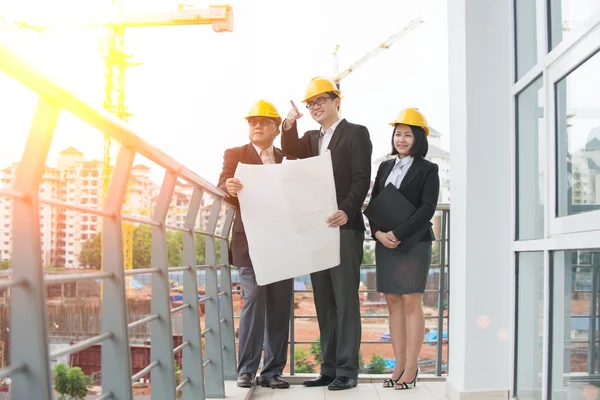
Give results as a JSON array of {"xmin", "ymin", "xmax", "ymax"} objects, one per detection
[
  {"xmin": 10, "ymin": 99, "xmax": 58, "ymax": 400},
  {"xmin": 446, "ymin": 209, "xmax": 451, "ymax": 371},
  {"xmin": 181, "ymin": 187, "xmax": 206, "ymax": 400},
  {"xmin": 204, "ymin": 199, "xmax": 225, "ymax": 397},
  {"xmin": 588, "ymin": 254, "xmax": 599, "ymax": 375},
  {"xmin": 102, "ymin": 145, "xmax": 136, "ymax": 399},
  {"xmin": 289, "ymin": 296, "xmax": 295, "ymax": 375},
  {"xmin": 435, "ymin": 210, "xmax": 447, "ymax": 376},
  {"xmin": 150, "ymin": 171, "xmax": 178, "ymax": 400},
  {"xmin": 218, "ymin": 206, "xmax": 236, "ymax": 380}
]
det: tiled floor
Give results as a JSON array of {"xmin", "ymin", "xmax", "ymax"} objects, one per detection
[
  {"xmin": 251, "ymin": 381, "xmax": 448, "ymax": 400},
  {"xmin": 82, "ymin": 381, "xmax": 252, "ymax": 399}
]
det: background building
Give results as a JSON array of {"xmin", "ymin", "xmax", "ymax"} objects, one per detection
[
  {"xmin": 1, "ymin": 164, "xmax": 61, "ymax": 266},
  {"xmin": 0, "ymin": 147, "xmax": 229, "ymax": 268}
]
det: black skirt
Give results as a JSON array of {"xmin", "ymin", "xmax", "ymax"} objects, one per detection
[{"xmin": 376, "ymin": 241, "xmax": 432, "ymax": 294}]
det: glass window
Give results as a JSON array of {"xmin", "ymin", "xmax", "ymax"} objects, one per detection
[
  {"xmin": 517, "ymin": 77, "xmax": 545, "ymax": 239},
  {"xmin": 515, "ymin": 0, "xmax": 538, "ymax": 79},
  {"xmin": 548, "ymin": 0, "xmax": 600, "ymax": 50},
  {"xmin": 552, "ymin": 249, "xmax": 600, "ymax": 398},
  {"xmin": 556, "ymin": 50, "xmax": 600, "ymax": 217},
  {"xmin": 515, "ymin": 252, "xmax": 545, "ymax": 400}
]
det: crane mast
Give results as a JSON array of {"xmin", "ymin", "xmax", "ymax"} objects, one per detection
[{"xmin": 0, "ymin": 3, "xmax": 233, "ymax": 284}]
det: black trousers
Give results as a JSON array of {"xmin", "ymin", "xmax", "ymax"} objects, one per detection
[{"xmin": 310, "ymin": 229, "xmax": 363, "ymax": 379}]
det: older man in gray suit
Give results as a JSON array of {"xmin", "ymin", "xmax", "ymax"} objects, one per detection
[{"xmin": 217, "ymin": 100, "xmax": 293, "ymax": 389}]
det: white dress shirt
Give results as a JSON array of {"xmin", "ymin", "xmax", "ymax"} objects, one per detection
[
  {"xmin": 385, "ymin": 156, "xmax": 414, "ymax": 189},
  {"xmin": 252, "ymin": 144, "xmax": 275, "ymax": 165},
  {"xmin": 318, "ymin": 119, "xmax": 343, "ymax": 155}
]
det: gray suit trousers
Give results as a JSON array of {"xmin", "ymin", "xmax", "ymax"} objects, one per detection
[
  {"xmin": 237, "ymin": 267, "xmax": 293, "ymax": 379},
  {"xmin": 310, "ymin": 229, "xmax": 363, "ymax": 379}
]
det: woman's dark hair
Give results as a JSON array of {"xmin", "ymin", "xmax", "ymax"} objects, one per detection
[{"xmin": 390, "ymin": 124, "xmax": 428, "ymax": 158}]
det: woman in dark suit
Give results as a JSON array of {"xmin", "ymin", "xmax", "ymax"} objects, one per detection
[{"xmin": 367, "ymin": 108, "xmax": 440, "ymax": 390}]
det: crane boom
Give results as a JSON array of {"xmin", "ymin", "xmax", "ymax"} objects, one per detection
[
  {"xmin": 333, "ymin": 18, "xmax": 423, "ymax": 83},
  {"xmin": 0, "ymin": 5, "xmax": 234, "ymax": 31},
  {"xmin": 0, "ymin": 3, "xmax": 233, "ymax": 280}
]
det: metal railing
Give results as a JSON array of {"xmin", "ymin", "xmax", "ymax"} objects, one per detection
[
  {"xmin": 228, "ymin": 205, "xmax": 450, "ymax": 377},
  {"xmin": 0, "ymin": 43, "xmax": 237, "ymax": 399},
  {"xmin": 286, "ymin": 205, "xmax": 450, "ymax": 376}
]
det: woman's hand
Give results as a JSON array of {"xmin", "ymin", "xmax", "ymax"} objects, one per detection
[
  {"xmin": 375, "ymin": 231, "xmax": 400, "ymax": 249},
  {"xmin": 386, "ymin": 231, "xmax": 399, "ymax": 243}
]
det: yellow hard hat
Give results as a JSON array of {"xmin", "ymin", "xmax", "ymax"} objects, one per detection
[
  {"xmin": 244, "ymin": 100, "xmax": 282, "ymax": 125},
  {"xmin": 302, "ymin": 77, "xmax": 342, "ymax": 103},
  {"xmin": 389, "ymin": 108, "xmax": 430, "ymax": 136}
]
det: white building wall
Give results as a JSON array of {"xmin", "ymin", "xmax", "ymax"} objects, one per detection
[
  {"xmin": 0, "ymin": 167, "xmax": 14, "ymax": 262},
  {"xmin": 1, "ymin": 165, "xmax": 62, "ymax": 266},
  {"xmin": 446, "ymin": 0, "xmax": 513, "ymax": 398},
  {"xmin": 39, "ymin": 169, "xmax": 60, "ymax": 267},
  {"xmin": 61, "ymin": 160, "xmax": 103, "ymax": 268}
]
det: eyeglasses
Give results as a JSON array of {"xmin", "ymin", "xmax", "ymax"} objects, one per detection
[
  {"xmin": 247, "ymin": 117, "xmax": 277, "ymax": 127},
  {"xmin": 306, "ymin": 97, "xmax": 332, "ymax": 110}
]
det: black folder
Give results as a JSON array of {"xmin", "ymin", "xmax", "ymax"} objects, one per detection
[{"xmin": 363, "ymin": 183, "xmax": 431, "ymax": 254}]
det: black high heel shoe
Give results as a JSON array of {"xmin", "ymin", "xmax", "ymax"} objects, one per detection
[
  {"xmin": 395, "ymin": 369, "xmax": 418, "ymax": 390},
  {"xmin": 382, "ymin": 369, "xmax": 404, "ymax": 388}
]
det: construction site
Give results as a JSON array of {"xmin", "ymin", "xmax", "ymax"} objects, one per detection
[
  {"xmin": 2, "ymin": 0, "xmax": 599, "ymax": 398},
  {"xmin": 0, "ymin": 265, "xmax": 448, "ymax": 388},
  {"xmin": 0, "ymin": 0, "xmax": 454, "ymax": 398}
]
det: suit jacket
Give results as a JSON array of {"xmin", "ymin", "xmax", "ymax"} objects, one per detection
[
  {"xmin": 217, "ymin": 143, "xmax": 285, "ymax": 268},
  {"xmin": 281, "ymin": 119, "xmax": 372, "ymax": 231},
  {"xmin": 368, "ymin": 157, "xmax": 440, "ymax": 242}
]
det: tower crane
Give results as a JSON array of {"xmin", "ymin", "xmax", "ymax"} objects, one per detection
[
  {"xmin": 332, "ymin": 17, "xmax": 423, "ymax": 91},
  {"xmin": 0, "ymin": 3, "xmax": 233, "ymax": 289},
  {"xmin": 329, "ymin": 17, "xmax": 424, "ymax": 162},
  {"xmin": 102, "ymin": 2, "xmax": 233, "ymax": 293}
]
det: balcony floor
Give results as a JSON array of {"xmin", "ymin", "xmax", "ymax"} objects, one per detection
[{"xmin": 251, "ymin": 381, "xmax": 447, "ymax": 400}]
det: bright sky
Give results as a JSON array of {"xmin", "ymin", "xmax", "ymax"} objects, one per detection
[{"xmin": 0, "ymin": 0, "xmax": 449, "ymax": 185}]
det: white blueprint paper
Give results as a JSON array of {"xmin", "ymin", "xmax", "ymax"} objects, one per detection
[{"xmin": 234, "ymin": 151, "xmax": 340, "ymax": 286}]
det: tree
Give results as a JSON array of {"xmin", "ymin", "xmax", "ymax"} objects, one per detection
[
  {"xmin": 167, "ymin": 231, "xmax": 184, "ymax": 267},
  {"xmin": 309, "ymin": 337, "xmax": 323, "ymax": 365},
  {"xmin": 53, "ymin": 364, "xmax": 68, "ymax": 396},
  {"xmin": 368, "ymin": 354, "xmax": 386, "ymax": 374},
  {"xmin": 93, "ymin": 224, "xmax": 226, "ymax": 269},
  {"xmin": 362, "ymin": 248, "xmax": 375, "ymax": 265},
  {"xmin": 53, "ymin": 364, "xmax": 92, "ymax": 400},
  {"xmin": 194, "ymin": 235, "xmax": 222, "ymax": 266},
  {"xmin": 79, "ymin": 234, "xmax": 102, "ymax": 269},
  {"xmin": 294, "ymin": 348, "xmax": 315, "ymax": 373},
  {"xmin": 132, "ymin": 224, "xmax": 152, "ymax": 269},
  {"xmin": 196, "ymin": 235, "xmax": 206, "ymax": 264},
  {"xmin": 66, "ymin": 367, "xmax": 92, "ymax": 399},
  {"xmin": 175, "ymin": 360, "xmax": 183, "ymax": 400},
  {"xmin": 0, "ymin": 259, "xmax": 10, "ymax": 270},
  {"xmin": 168, "ymin": 232, "xmax": 223, "ymax": 267},
  {"xmin": 432, "ymin": 244, "xmax": 441, "ymax": 265}
]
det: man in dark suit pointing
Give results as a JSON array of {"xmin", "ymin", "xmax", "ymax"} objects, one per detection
[
  {"xmin": 282, "ymin": 77, "xmax": 373, "ymax": 390},
  {"xmin": 218, "ymin": 100, "xmax": 292, "ymax": 389}
]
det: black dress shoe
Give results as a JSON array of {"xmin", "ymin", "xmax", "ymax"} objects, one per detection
[
  {"xmin": 260, "ymin": 375, "xmax": 290, "ymax": 389},
  {"xmin": 236, "ymin": 373, "xmax": 254, "ymax": 388},
  {"xmin": 302, "ymin": 374, "xmax": 336, "ymax": 387},
  {"xmin": 328, "ymin": 376, "xmax": 358, "ymax": 391}
]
